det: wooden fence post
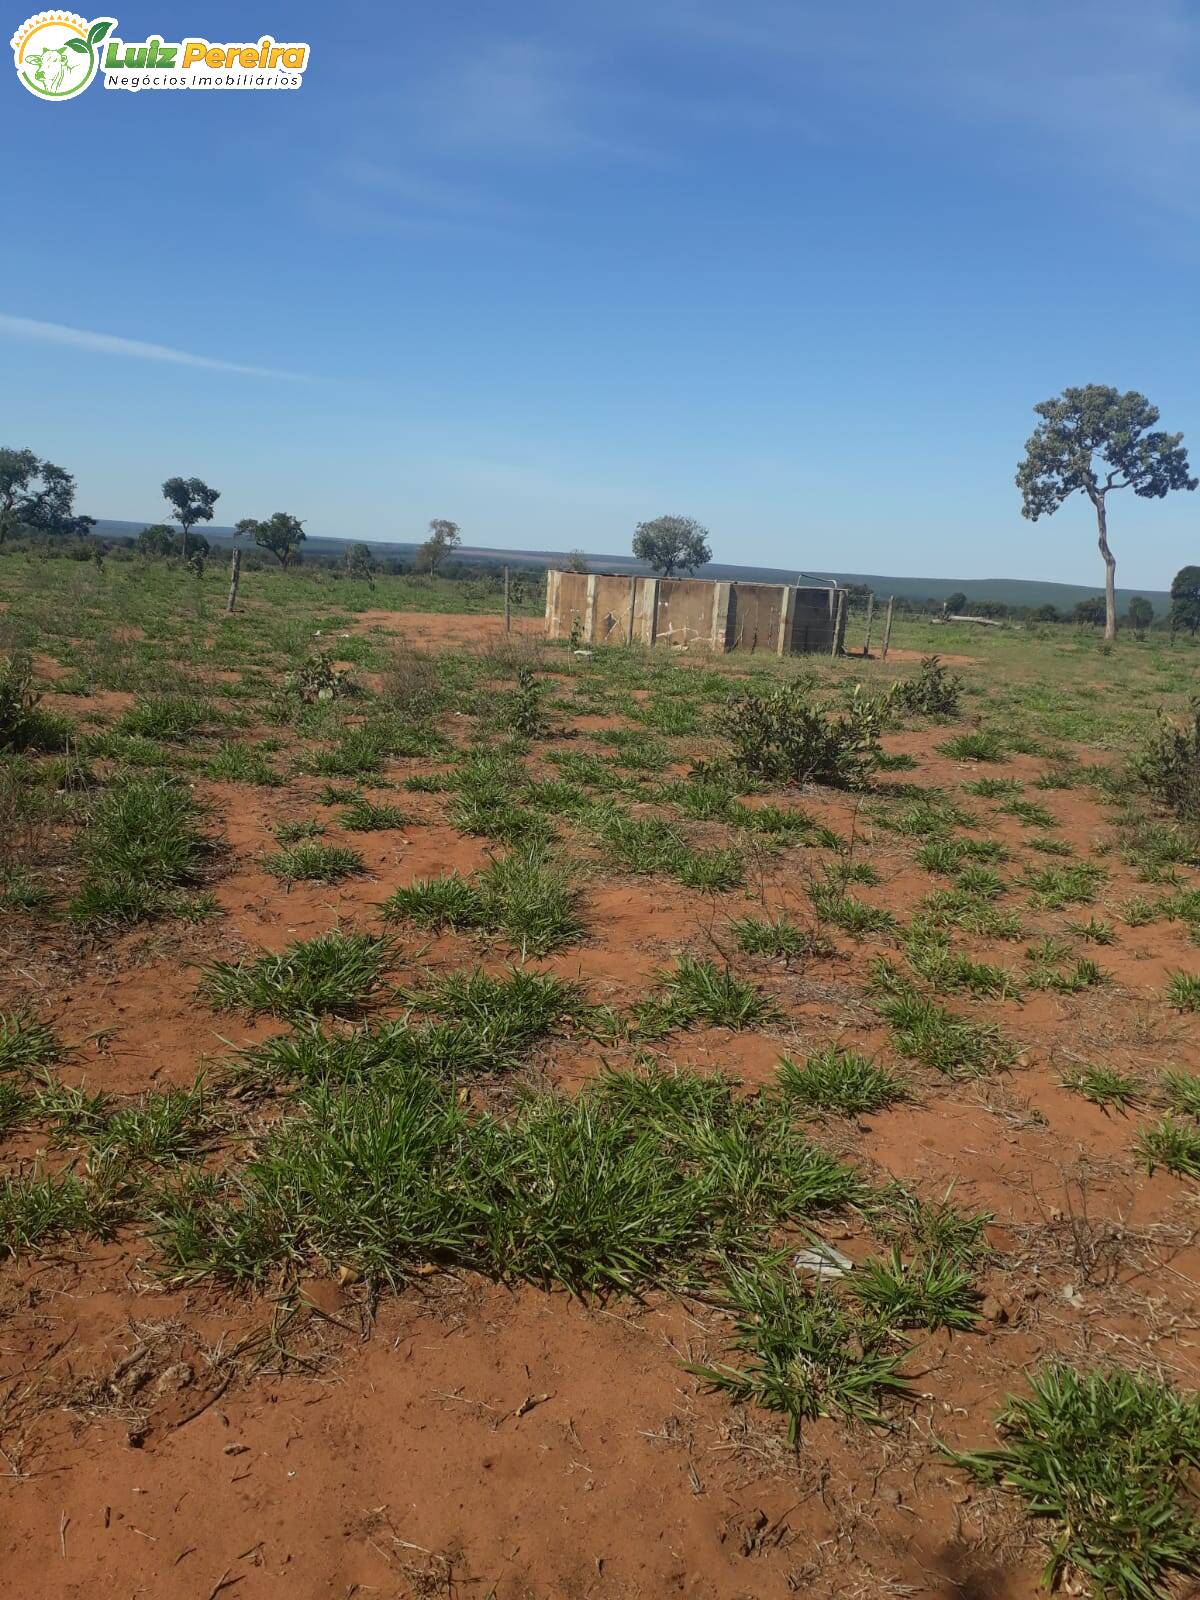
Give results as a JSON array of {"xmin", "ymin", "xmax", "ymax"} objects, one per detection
[
  {"xmin": 225, "ymin": 547, "xmax": 241, "ymax": 615},
  {"xmin": 881, "ymin": 596, "xmax": 895, "ymax": 658},
  {"xmin": 503, "ymin": 566, "xmax": 511, "ymax": 633},
  {"xmin": 831, "ymin": 589, "xmax": 846, "ymax": 658},
  {"xmin": 863, "ymin": 592, "xmax": 875, "ymax": 657}
]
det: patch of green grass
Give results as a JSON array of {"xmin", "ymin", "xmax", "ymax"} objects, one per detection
[
  {"xmin": 693, "ymin": 1260, "xmax": 909, "ymax": 1440},
  {"xmin": 999, "ymin": 797, "xmax": 1058, "ymax": 829},
  {"xmin": 1121, "ymin": 894, "xmax": 1164, "ymax": 927},
  {"xmin": 638, "ymin": 957, "xmax": 780, "ymax": 1033},
  {"xmin": 853, "ymin": 1247, "xmax": 978, "ymax": 1330},
  {"xmin": 729, "ymin": 915, "xmax": 831, "ymax": 960},
  {"xmin": 262, "ymin": 841, "xmax": 366, "ymax": 884},
  {"xmin": 873, "ymin": 973, "xmax": 1014, "ymax": 1077},
  {"xmin": 70, "ymin": 778, "xmax": 208, "ymax": 926},
  {"xmin": 866, "ymin": 1183, "xmax": 991, "ymax": 1263},
  {"xmin": 154, "ymin": 1061, "xmax": 857, "ymax": 1296},
  {"xmin": 963, "ymin": 777, "xmax": 1022, "ymax": 798},
  {"xmin": 0, "ymin": 1012, "xmax": 62, "ymax": 1075},
  {"xmin": 809, "ymin": 879, "xmax": 896, "ymax": 938},
  {"xmin": 1026, "ymin": 954, "xmax": 1106, "ymax": 993},
  {"xmin": 1060, "ymin": 1065, "xmax": 1141, "ymax": 1110},
  {"xmin": 1160, "ymin": 1070, "xmax": 1200, "ymax": 1120},
  {"xmin": 0, "ymin": 1079, "xmax": 28, "ymax": 1132},
  {"xmin": 903, "ymin": 926, "xmax": 1020, "ymax": 999},
  {"xmin": 120, "ymin": 694, "xmax": 216, "ymax": 742},
  {"xmin": 872, "ymin": 794, "xmax": 972, "ymax": 841},
  {"xmin": 0, "ymin": 653, "xmax": 72, "ymax": 752},
  {"xmin": 199, "ymin": 930, "xmax": 392, "ymax": 1018},
  {"xmin": 384, "ymin": 846, "xmax": 582, "ymax": 956},
  {"xmin": 1024, "ymin": 862, "xmax": 1106, "ymax": 910},
  {"xmin": 1135, "ymin": 1116, "xmax": 1200, "ymax": 1179},
  {"xmin": 1066, "ymin": 916, "xmax": 1116, "ymax": 945},
  {"xmin": 272, "ymin": 818, "xmax": 324, "ymax": 844},
  {"xmin": 203, "ymin": 740, "xmax": 281, "ymax": 786},
  {"xmin": 1027, "ymin": 832, "xmax": 1073, "ymax": 857},
  {"xmin": 590, "ymin": 805, "xmax": 742, "ymax": 891},
  {"xmin": 92, "ymin": 1080, "xmax": 211, "ymax": 1164},
  {"xmin": 339, "ymin": 798, "xmax": 407, "ymax": 831},
  {"xmin": 939, "ymin": 730, "xmax": 1009, "ymax": 763},
  {"xmin": 953, "ymin": 1364, "xmax": 1200, "ymax": 1600},
  {"xmin": 777, "ymin": 1049, "xmax": 908, "ymax": 1115},
  {"xmin": 1166, "ymin": 971, "xmax": 1200, "ymax": 1012},
  {"xmin": 0, "ymin": 1168, "xmax": 122, "ymax": 1255}
]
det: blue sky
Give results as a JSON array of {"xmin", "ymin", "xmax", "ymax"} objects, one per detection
[{"xmin": 3, "ymin": 0, "xmax": 1199, "ymax": 587}]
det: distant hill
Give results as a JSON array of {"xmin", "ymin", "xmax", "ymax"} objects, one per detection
[{"xmin": 92, "ymin": 521, "xmax": 1171, "ymax": 611}]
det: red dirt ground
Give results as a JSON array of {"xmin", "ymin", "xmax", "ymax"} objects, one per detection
[{"xmin": 2, "ymin": 612, "xmax": 1198, "ymax": 1599}]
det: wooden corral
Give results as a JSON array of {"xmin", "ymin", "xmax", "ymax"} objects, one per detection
[{"xmin": 544, "ymin": 571, "xmax": 846, "ymax": 656}]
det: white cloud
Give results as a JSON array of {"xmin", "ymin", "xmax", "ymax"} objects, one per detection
[{"xmin": 0, "ymin": 313, "xmax": 308, "ymax": 379}]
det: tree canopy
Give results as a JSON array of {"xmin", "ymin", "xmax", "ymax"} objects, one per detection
[
  {"xmin": 1170, "ymin": 566, "xmax": 1200, "ymax": 637},
  {"xmin": 631, "ymin": 515, "xmax": 711, "ymax": 577},
  {"xmin": 1073, "ymin": 596, "xmax": 1107, "ymax": 626},
  {"xmin": 236, "ymin": 512, "xmax": 306, "ymax": 568},
  {"xmin": 0, "ymin": 447, "xmax": 92, "ymax": 539},
  {"xmin": 345, "ymin": 542, "xmax": 376, "ymax": 585},
  {"xmin": 418, "ymin": 518, "xmax": 461, "ymax": 575},
  {"xmin": 137, "ymin": 523, "xmax": 180, "ymax": 557},
  {"xmin": 162, "ymin": 476, "xmax": 220, "ymax": 560},
  {"xmin": 1126, "ymin": 596, "xmax": 1154, "ymax": 633},
  {"xmin": 1016, "ymin": 386, "xmax": 1195, "ymax": 641}
]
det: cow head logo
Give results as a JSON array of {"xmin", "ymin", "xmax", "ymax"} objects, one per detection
[{"xmin": 11, "ymin": 12, "xmax": 114, "ymax": 100}]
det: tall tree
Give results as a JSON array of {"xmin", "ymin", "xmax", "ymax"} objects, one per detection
[
  {"xmin": 1169, "ymin": 566, "xmax": 1200, "ymax": 638},
  {"xmin": 417, "ymin": 518, "xmax": 461, "ymax": 575},
  {"xmin": 631, "ymin": 515, "xmax": 712, "ymax": 577},
  {"xmin": 345, "ymin": 542, "xmax": 376, "ymax": 587},
  {"xmin": 236, "ymin": 512, "xmax": 306, "ymax": 568},
  {"xmin": 1016, "ymin": 387, "xmax": 1195, "ymax": 642},
  {"xmin": 1126, "ymin": 596, "xmax": 1154, "ymax": 636},
  {"xmin": 162, "ymin": 476, "xmax": 219, "ymax": 562},
  {"xmin": 0, "ymin": 448, "xmax": 91, "ymax": 538}
]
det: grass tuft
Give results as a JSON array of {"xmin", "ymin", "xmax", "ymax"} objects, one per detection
[{"xmin": 953, "ymin": 1364, "xmax": 1200, "ymax": 1599}]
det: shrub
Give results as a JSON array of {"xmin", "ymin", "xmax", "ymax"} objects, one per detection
[
  {"xmin": 889, "ymin": 656, "xmax": 963, "ymax": 717},
  {"xmin": 0, "ymin": 654, "xmax": 70, "ymax": 753},
  {"xmin": 719, "ymin": 683, "xmax": 882, "ymax": 789},
  {"xmin": 1134, "ymin": 703, "xmax": 1200, "ymax": 820}
]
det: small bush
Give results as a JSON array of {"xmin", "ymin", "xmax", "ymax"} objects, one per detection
[
  {"xmin": 889, "ymin": 656, "xmax": 963, "ymax": 718},
  {"xmin": 720, "ymin": 683, "xmax": 882, "ymax": 789},
  {"xmin": 0, "ymin": 654, "xmax": 70, "ymax": 753},
  {"xmin": 1134, "ymin": 702, "xmax": 1200, "ymax": 820}
]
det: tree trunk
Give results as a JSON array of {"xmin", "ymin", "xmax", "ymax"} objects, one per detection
[
  {"xmin": 181, "ymin": 522, "xmax": 189, "ymax": 563},
  {"xmin": 1093, "ymin": 493, "xmax": 1116, "ymax": 642},
  {"xmin": 225, "ymin": 547, "xmax": 242, "ymax": 614}
]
